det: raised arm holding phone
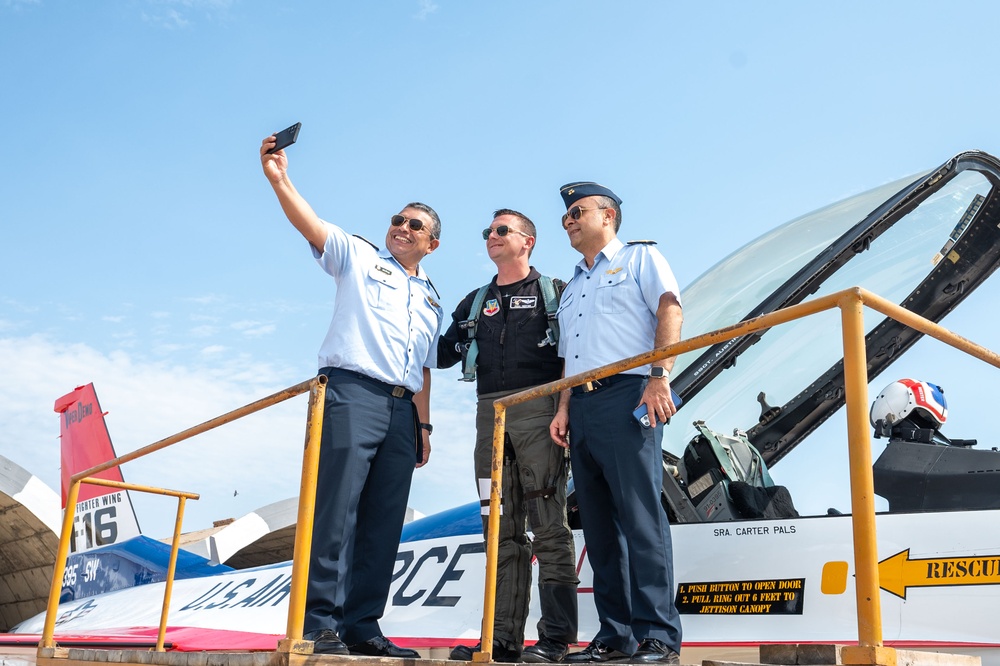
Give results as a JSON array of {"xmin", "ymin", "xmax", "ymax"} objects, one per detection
[{"xmin": 260, "ymin": 129, "xmax": 443, "ymax": 658}]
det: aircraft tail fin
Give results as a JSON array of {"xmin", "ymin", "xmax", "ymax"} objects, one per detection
[{"xmin": 55, "ymin": 384, "xmax": 142, "ymax": 553}]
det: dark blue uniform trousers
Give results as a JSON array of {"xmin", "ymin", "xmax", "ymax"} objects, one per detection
[
  {"xmin": 304, "ymin": 368, "xmax": 417, "ymax": 645},
  {"xmin": 568, "ymin": 376, "xmax": 682, "ymax": 653}
]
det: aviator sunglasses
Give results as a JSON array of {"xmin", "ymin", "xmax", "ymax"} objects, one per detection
[
  {"xmin": 390, "ymin": 214, "xmax": 427, "ymax": 232},
  {"xmin": 482, "ymin": 225, "xmax": 533, "ymax": 241},
  {"xmin": 561, "ymin": 205, "xmax": 609, "ymax": 228}
]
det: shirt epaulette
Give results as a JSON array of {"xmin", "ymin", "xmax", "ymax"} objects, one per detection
[
  {"xmin": 426, "ymin": 276, "xmax": 441, "ymax": 300},
  {"xmin": 353, "ymin": 234, "xmax": 380, "ymax": 250},
  {"xmin": 627, "ymin": 240, "xmax": 657, "ymax": 245}
]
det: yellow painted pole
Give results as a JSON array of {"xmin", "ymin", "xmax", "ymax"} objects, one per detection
[
  {"xmin": 284, "ymin": 376, "xmax": 327, "ymax": 643},
  {"xmin": 473, "ymin": 403, "xmax": 507, "ymax": 663},
  {"xmin": 70, "ymin": 378, "xmax": 320, "ymax": 486},
  {"xmin": 41, "ymin": 478, "xmax": 198, "ymax": 652},
  {"xmin": 40, "ymin": 479, "xmax": 81, "ymax": 649},
  {"xmin": 494, "ymin": 292, "xmax": 845, "ymax": 414},
  {"xmin": 861, "ymin": 289, "xmax": 1000, "ymax": 371},
  {"xmin": 838, "ymin": 290, "xmax": 883, "ymax": 648},
  {"xmin": 156, "ymin": 496, "xmax": 188, "ymax": 651},
  {"xmin": 75, "ymin": 477, "xmax": 199, "ymax": 501}
]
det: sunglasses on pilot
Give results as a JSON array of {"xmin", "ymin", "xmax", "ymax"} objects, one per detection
[
  {"xmin": 481, "ymin": 225, "xmax": 533, "ymax": 241},
  {"xmin": 561, "ymin": 205, "xmax": 609, "ymax": 227},
  {"xmin": 390, "ymin": 215, "xmax": 427, "ymax": 232}
]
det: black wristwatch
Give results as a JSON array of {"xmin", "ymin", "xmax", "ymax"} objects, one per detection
[
  {"xmin": 420, "ymin": 423, "xmax": 434, "ymax": 435},
  {"xmin": 648, "ymin": 367, "xmax": 669, "ymax": 379}
]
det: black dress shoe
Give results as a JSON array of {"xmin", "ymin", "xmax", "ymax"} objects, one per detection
[
  {"xmin": 630, "ymin": 639, "xmax": 679, "ymax": 664},
  {"xmin": 349, "ymin": 635, "xmax": 420, "ymax": 659},
  {"xmin": 522, "ymin": 635, "xmax": 569, "ymax": 663},
  {"xmin": 449, "ymin": 642, "xmax": 521, "ymax": 662},
  {"xmin": 564, "ymin": 640, "xmax": 631, "ymax": 663},
  {"xmin": 303, "ymin": 628, "xmax": 349, "ymax": 655}
]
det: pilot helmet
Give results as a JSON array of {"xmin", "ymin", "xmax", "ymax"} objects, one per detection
[{"xmin": 869, "ymin": 378, "xmax": 948, "ymax": 430}]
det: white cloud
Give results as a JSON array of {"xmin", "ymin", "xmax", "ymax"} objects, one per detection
[
  {"xmin": 414, "ymin": 0, "xmax": 439, "ymax": 21},
  {"xmin": 152, "ymin": 342, "xmax": 186, "ymax": 355},
  {"xmin": 231, "ymin": 320, "xmax": 277, "ymax": 337},
  {"xmin": 2, "ymin": 0, "xmax": 41, "ymax": 9},
  {"xmin": 0, "ymin": 334, "xmax": 304, "ymax": 534},
  {"xmin": 185, "ymin": 294, "xmax": 225, "ymax": 306},
  {"xmin": 0, "ymin": 334, "xmax": 481, "ymax": 537},
  {"xmin": 142, "ymin": 8, "xmax": 189, "ymax": 29},
  {"xmin": 189, "ymin": 324, "xmax": 219, "ymax": 337},
  {"xmin": 110, "ymin": 330, "xmax": 138, "ymax": 346}
]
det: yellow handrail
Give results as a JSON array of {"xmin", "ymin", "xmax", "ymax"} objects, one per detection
[
  {"xmin": 839, "ymin": 292, "xmax": 882, "ymax": 650},
  {"xmin": 472, "ymin": 287, "xmax": 1000, "ymax": 664},
  {"xmin": 284, "ymin": 377, "xmax": 327, "ymax": 643},
  {"xmin": 38, "ymin": 376, "xmax": 327, "ymax": 656}
]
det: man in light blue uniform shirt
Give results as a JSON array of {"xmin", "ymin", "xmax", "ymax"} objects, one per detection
[
  {"xmin": 260, "ymin": 134, "xmax": 443, "ymax": 658},
  {"xmin": 549, "ymin": 182, "xmax": 683, "ymax": 665}
]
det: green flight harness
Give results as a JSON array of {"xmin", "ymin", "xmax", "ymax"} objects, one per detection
[{"xmin": 458, "ymin": 276, "xmax": 560, "ymax": 382}]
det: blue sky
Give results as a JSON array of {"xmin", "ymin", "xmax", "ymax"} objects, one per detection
[{"xmin": 2, "ymin": 0, "xmax": 1000, "ymax": 536}]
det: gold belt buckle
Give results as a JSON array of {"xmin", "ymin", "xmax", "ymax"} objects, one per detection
[
  {"xmin": 392, "ymin": 386, "xmax": 406, "ymax": 398},
  {"xmin": 584, "ymin": 381, "xmax": 595, "ymax": 392}
]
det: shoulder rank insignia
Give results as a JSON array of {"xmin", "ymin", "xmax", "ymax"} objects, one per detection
[
  {"xmin": 353, "ymin": 234, "xmax": 380, "ymax": 250},
  {"xmin": 375, "ymin": 264, "xmax": 392, "ymax": 276},
  {"xmin": 605, "ymin": 267, "xmax": 623, "ymax": 275},
  {"xmin": 627, "ymin": 239, "xmax": 657, "ymax": 245}
]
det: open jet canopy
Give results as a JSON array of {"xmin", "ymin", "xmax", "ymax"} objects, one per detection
[{"xmin": 665, "ymin": 150, "xmax": 1000, "ymax": 467}]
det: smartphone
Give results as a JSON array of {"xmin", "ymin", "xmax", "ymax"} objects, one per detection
[
  {"xmin": 633, "ymin": 403, "xmax": 652, "ymax": 428},
  {"xmin": 633, "ymin": 389, "xmax": 684, "ymax": 428},
  {"xmin": 267, "ymin": 122, "xmax": 301, "ymax": 154}
]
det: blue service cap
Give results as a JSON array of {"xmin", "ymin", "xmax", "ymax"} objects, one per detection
[{"xmin": 559, "ymin": 181, "xmax": 622, "ymax": 208}]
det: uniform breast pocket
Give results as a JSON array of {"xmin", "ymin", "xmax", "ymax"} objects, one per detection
[
  {"xmin": 555, "ymin": 291, "xmax": 575, "ymax": 319},
  {"xmin": 596, "ymin": 271, "xmax": 629, "ymax": 314},
  {"xmin": 366, "ymin": 266, "xmax": 399, "ymax": 309}
]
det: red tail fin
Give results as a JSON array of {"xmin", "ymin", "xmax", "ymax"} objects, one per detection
[{"xmin": 55, "ymin": 384, "xmax": 141, "ymax": 551}]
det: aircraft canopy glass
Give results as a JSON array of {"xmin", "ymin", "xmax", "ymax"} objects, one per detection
[{"xmin": 664, "ymin": 169, "xmax": 994, "ymax": 459}]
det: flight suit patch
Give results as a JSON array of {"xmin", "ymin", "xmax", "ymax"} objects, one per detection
[{"xmin": 510, "ymin": 296, "xmax": 537, "ymax": 309}]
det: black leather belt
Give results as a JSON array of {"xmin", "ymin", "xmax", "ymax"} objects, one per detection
[
  {"xmin": 570, "ymin": 373, "xmax": 642, "ymax": 395},
  {"xmin": 322, "ymin": 367, "xmax": 414, "ymax": 400}
]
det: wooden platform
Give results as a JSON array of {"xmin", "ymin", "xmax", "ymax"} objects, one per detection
[{"xmin": 28, "ymin": 644, "xmax": 983, "ymax": 666}]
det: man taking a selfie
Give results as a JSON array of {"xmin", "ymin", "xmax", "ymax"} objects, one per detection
[{"xmin": 260, "ymin": 132, "xmax": 443, "ymax": 659}]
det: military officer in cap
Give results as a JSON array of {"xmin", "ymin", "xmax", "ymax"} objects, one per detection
[
  {"xmin": 260, "ymin": 133, "xmax": 443, "ymax": 658},
  {"xmin": 549, "ymin": 182, "xmax": 683, "ymax": 664}
]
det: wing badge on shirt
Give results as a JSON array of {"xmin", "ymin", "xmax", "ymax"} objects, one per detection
[
  {"xmin": 483, "ymin": 299, "xmax": 500, "ymax": 317},
  {"xmin": 426, "ymin": 295, "xmax": 440, "ymax": 308},
  {"xmin": 510, "ymin": 296, "xmax": 537, "ymax": 309},
  {"xmin": 375, "ymin": 264, "xmax": 393, "ymax": 276},
  {"xmin": 605, "ymin": 267, "xmax": 623, "ymax": 275}
]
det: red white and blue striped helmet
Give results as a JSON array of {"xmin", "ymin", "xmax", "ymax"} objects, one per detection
[{"xmin": 870, "ymin": 378, "xmax": 948, "ymax": 429}]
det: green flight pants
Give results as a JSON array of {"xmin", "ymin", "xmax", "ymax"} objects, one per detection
[{"xmin": 475, "ymin": 389, "xmax": 579, "ymax": 650}]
